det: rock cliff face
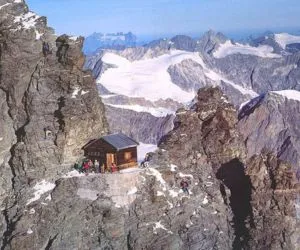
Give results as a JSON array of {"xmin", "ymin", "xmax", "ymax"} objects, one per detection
[
  {"xmin": 238, "ymin": 91, "xmax": 300, "ymax": 176},
  {"xmin": 105, "ymin": 105, "xmax": 174, "ymax": 144},
  {"xmin": 0, "ymin": 0, "xmax": 108, "ymax": 248}
]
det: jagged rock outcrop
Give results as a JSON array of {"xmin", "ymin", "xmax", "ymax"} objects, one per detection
[
  {"xmin": 0, "ymin": 0, "xmax": 108, "ymax": 248},
  {"xmin": 105, "ymin": 105, "xmax": 174, "ymax": 144},
  {"xmin": 238, "ymin": 91, "xmax": 300, "ymax": 177}
]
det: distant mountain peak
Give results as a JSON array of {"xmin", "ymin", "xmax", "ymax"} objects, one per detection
[{"xmin": 83, "ymin": 31, "xmax": 137, "ymax": 55}]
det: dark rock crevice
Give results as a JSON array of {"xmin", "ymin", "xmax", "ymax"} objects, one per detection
[{"xmin": 216, "ymin": 158, "xmax": 254, "ymax": 250}]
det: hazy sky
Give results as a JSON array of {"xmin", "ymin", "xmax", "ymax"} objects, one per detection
[{"xmin": 26, "ymin": 0, "xmax": 300, "ymax": 38}]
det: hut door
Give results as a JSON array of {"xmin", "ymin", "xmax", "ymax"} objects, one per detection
[{"xmin": 106, "ymin": 153, "xmax": 115, "ymax": 168}]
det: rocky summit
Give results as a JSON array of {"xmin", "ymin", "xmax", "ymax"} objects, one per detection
[
  {"xmin": 0, "ymin": 0, "xmax": 299, "ymax": 250},
  {"xmin": 0, "ymin": 0, "xmax": 108, "ymax": 248}
]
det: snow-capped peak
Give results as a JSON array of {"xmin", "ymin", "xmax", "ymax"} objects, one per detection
[
  {"xmin": 272, "ymin": 90, "xmax": 300, "ymax": 102},
  {"xmin": 213, "ymin": 40, "xmax": 281, "ymax": 58},
  {"xmin": 274, "ymin": 33, "xmax": 300, "ymax": 49}
]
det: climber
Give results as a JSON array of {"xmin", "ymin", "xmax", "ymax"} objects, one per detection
[
  {"xmin": 140, "ymin": 153, "xmax": 151, "ymax": 168},
  {"xmin": 42, "ymin": 41, "xmax": 51, "ymax": 57},
  {"xmin": 111, "ymin": 162, "xmax": 118, "ymax": 173},
  {"xmin": 94, "ymin": 160, "xmax": 100, "ymax": 173},
  {"xmin": 180, "ymin": 179, "xmax": 190, "ymax": 195}
]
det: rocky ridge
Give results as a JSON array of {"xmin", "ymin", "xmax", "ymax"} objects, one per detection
[{"xmin": 0, "ymin": 0, "xmax": 108, "ymax": 248}]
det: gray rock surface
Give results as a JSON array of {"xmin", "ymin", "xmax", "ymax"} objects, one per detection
[
  {"xmin": 238, "ymin": 92, "xmax": 300, "ymax": 177},
  {"xmin": 105, "ymin": 105, "xmax": 174, "ymax": 144},
  {"xmin": 0, "ymin": 0, "xmax": 108, "ymax": 248}
]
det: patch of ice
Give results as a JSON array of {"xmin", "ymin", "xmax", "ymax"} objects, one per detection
[
  {"xmin": 137, "ymin": 143, "xmax": 158, "ymax": 162},
  {"xmin": 105, "ymin": 104, "xmax": 174, "ymax": 117},
  {"xmin": 127, "ymin": 187, "xmax": 138, "ymax": 195},
  {"xmin": 213, "ymin": 40, "xmax": 281, "ymax": 58},
  {"xmin": 81, "ymin": 90, "xmax": 89, "ymax": 95},
  {"xmin": 202, "ymin": 196, "xmax": 209, "ymax": 205},
  {"xmin": 274, "ymin": 33, "xmax": 300, "ymax": 49},
  {"xmin": 27, "ymin": 180, "xmax": 56, "ymax": 205},
  {"xmin": 178, "ymin": 172, "xmax": 193, "ymax": 179},
  {"xmin": 27, "ymin": 228, "xmax": 33, "ymax": 235},
  {"xmin": 272, "ymin": 90, "xmax": 300, "ymax": 102},
  {"xmin": 170, "ymin": 164, "xmax": 177, "ymax": 172}
]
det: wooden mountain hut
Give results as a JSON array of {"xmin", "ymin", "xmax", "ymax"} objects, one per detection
[{"xmin": 82, "ymin": 133, "xmax": 139, "ymax": 171}]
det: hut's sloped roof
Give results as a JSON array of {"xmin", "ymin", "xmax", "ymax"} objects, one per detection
[{"xmin": 101, "ymin": 133, "xmax": 139, "ymax": 151}]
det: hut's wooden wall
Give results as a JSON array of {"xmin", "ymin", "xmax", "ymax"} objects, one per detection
[
  {"xmin": 117, "ymin": 147, "xmax": 138, "ymax": 167},
  {"xmin": 83, "ymin": 140, "xmax": 138, "ymax": 169}
]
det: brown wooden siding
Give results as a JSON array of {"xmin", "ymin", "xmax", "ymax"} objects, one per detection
[
  {"xmin": 83, "ymin": 140, "xmax": 138, "ymax": 169},
  {"xmin": 116, "ymin": 147, "xmax": 137, "ymax": 167}
]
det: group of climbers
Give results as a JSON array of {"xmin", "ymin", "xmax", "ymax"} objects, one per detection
[{"xmin": 74, "ymin": 159, "xmax": 119, "ymax": 175}]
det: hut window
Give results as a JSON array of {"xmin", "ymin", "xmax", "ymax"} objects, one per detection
[{"xmin": 124, "ymin": 152, "xmax": 132, "ymax": 160}]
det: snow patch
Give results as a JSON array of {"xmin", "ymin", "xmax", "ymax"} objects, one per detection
[
  {"xmin": 137, "ymin": 143, "xmax": 158, "ymax": 162},
  {"xmin": 45, "ymin": 194, "xmax": 51, "ymax": 201},
  {"xmin": 127, "ymin": 187, "xmax": 138, "ymax": 195},
  {"xmin": 274, "ymin": 33, "xmax": 300, "ymax": 49},
  {"xmin": 152, "ymin": 221, "xmax": 173, "ymax": 235},
  {"xmin": 27, "ymin": 228, "xmax": 33, "ymax": 235},
  {"xmin": 0, "ymin": 137, "xmax": 3, "ymax": 141},
  {"xmin": 14, "ymin": 11, "xmax": 40, "ymax": 30},
  {"xmin": 272, "ymin": 90, "xmax": 300, "ymax": 102},
  {"xmin": 168, "ymin": 189, "xmax": 181, "ymax": 198},
  {"xmin": 213, "ymin": 40, "xmax": 281, "ymax": 58},
  {"xmin": 170, "ymin": 164, "xmax": 177, "ymax": 172},
  {"xmin": 69, "ymin": 36, "xmax": 79, "ymax": 41},
  {"xmin": 157, "ymin": 191, "xmax": 165, "ymax": 196},
  {"xmin": 27, "ymin": 180, "xmax": 56, "ymax": 205},
  {"xmin": 63, "ymin": 170, "xmax": 86, "ymax": 178},
  {"xmin": 178, "ymin": 172, "xmax": 193, "ymax": 179},
  {"xmin": 99, "ymin": 50, "xmax": 200, "ymax": 103},
  {"xmin": 202, "ymin": 196, "xmax": 209, "ymax": 205},
  {"xmin": 29, "ymin": 208, "xmax": 35, "ymax": 215},
  {"xmin": 146, "ymin": 168, "xmax": 167, "ymax": 191},
  {"xmin": 105, "ymin": 104, "xmax": 174, "ymax": 117},
  {"xmin": 0, "ymin": 3, "xmax": 10, "ymax": 10},
  {"xmin": 35, "ymin": 30, "xmax": 43, "ymax": 40},
  {"xmin": 71, "ymin": 87, "xmax": 80, "ymax": 98}
]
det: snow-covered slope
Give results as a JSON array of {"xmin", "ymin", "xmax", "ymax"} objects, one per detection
[
  {"xmin": 274, "ymin": 33, "xmax": 300, "ymax": 49},
  {"xmin": 272, "ymin": 89, "xmax": 300, "ymax": 101},
  {"xmin": 100, "ymin": 51, "xmax": 199, "ymax": 103},
  {"xmin": 213, "ymin": 40, "xmax": 281, "ymax": 58},
  {"xmin": 99, "ymin": 50, "xmax": 258, "ymax": 103}
]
